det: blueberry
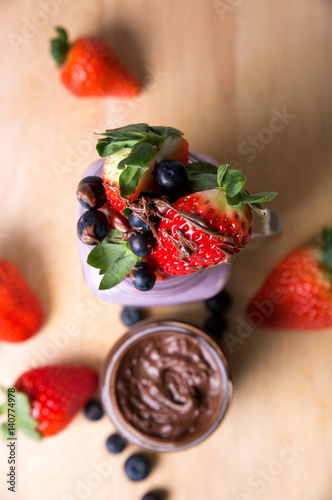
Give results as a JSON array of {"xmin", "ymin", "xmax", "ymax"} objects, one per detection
[
  {"xmin": 106, "ymin": 433, "xmax": 127, "ymax": 454},
  {"xmin": 128, "ymin": 231, "xmax": 154, "ymax": 257},
  {"xmin": 155, "ymin": 160, "xmax": 188, "ymax": 194},
  {"xmin": 205, "ymin": 290, "xmax": 232, "ymax": 314},
  {"xmin": 121, "ymin": 307, "xmax": 143, "ymax": 326},
  {"xmin": 142, "ymin": 493, "xmax": 162, "ymax": 500},
  {"xmin": 77, "ymin": 209, "xmax": 108, "ymax": 245},
  {"xmin": 124, "ymin": 453, "xmax": 151, "ymax": 481},
  {"xmin": 77, "ymin": 176, "xmax": 106, "ymax": 209},
  {"xmin": 128, "ymin": 210, "xmax": 161, "ymax": 232},
  {"xmin": 83, "ymin": 399, "xmax": 104, "ymax": 421},
  {"xmin": 132, "ymin": 263, "xmax": 156, "ymax": 291},
  {"xmin": 204, "ymin": 315, "xmax": 228, "ymax": 338}
]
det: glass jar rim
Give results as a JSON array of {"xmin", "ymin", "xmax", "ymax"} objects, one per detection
[{"xmin": 100, "ymin": 319, "xmax": 233, "ymax": 452}]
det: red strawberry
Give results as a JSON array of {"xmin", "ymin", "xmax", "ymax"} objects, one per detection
[
  {"xmin": 51, "ymin": 27, "xmax": 140, "ymax": 97},
  {"xmin": 0, "ymin": 366, "xmax": 98, "ymax": 439},
  {"xmin": 150, "ymin": 189, "xmax": 253, "ymax": 275},
  {"xmin": 247, "ymin": 229, "xmax": 332, "ymax": 330},
  {"xmin": 149, "ymin": 164, "xmax": 277, "ymax": 276},
  {"xmin": 0, "ymin": 260, "xmax": 44, "ymax": 343},
  {"xmin": 101, "ymin": 125, "xmax": 189, "ymax": 212}
]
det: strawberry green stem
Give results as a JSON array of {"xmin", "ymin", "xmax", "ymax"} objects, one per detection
[
  {"xmin": 0, "ymin": 386, "xmax": 41, "ymax": 440},
  {"xmin": 50, "ymin": 27, "xmax": 70, "ymax": 67},
  {"xmin": 320, "ymin": 227, "xmax": 332, "ymax": 274}
]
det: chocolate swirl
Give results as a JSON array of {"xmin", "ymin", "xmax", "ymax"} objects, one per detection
[{"xmin": 115, "ymin": 332, "xmax": 223, "ymax": 441}]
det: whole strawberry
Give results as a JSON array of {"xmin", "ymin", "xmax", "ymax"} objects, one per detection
[
  {"xmin": 1, "ymin": 366, "xmax": 98, "ymax": 439},
  {"xmin": 247, "ymin": 228, "xmax": 332, "ymax": 330},
  {"xmin": 51, "ymin": 27, "xmax": 140, "ymax": 98},
  {"xmin": 0, "ymin": 259, "xmax": 43, "ymax": 343},
  {"xmin": 149, "ymin": 164, "xmax": 277, "ymax": 275}
]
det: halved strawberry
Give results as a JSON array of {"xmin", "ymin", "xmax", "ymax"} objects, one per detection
[
  {"xmin": 149, "ymin": 165, "xmax": 277, "ymax": 276},
  {"xmin": 100, "ymin": 124, "xmax": 188, "ymax": 213},
  {"xmin": 150, "ymin": 190, "xmax": 253, "ymax": 275}
]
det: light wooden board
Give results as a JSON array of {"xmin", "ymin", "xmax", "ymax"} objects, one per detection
[{"xmin": 1, "ymin": 0, "xmax": 332, "ymax": 499}]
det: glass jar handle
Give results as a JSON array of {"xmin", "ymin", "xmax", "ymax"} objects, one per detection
[{"xmin": 248, "ymin": 209, "xmax": 282, "ymax": 249}]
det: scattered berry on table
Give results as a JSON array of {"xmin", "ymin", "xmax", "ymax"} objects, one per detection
[
  {"xmin": 51, "ymin": 27, "xmax": 140, "ymax": 98},
  {"xmin": 247, "ymin": 228, "xmax": 332, "ymax": 329},
  {"xmin": 132, "ymin": 263, "xmax": 156, "ymax": 291},
  {"xmin": 128, "ymin": 231, "xmax": 154, "ymax": 257},
  {"xmin": 121, "ymin": 307, "xmax": 143, "ymax": 326},
  {"xmin": 106, "ymin": 433, "xmax": 127, "ymax": 454},
  {"xmin": 128, "ymin": 210, "xmax": 161, "ymax": 232},
  {"xmin": 76, "ymin": 176, "xmax": 106, "ymax": 209},
  {"xmin": 124, "ymin": 453, "xmax": 151, "ymax": 481},
  {"xmin": 77, "ymin": 209, "xmax": 108, "ymax": 245},
  {"xmin": 154, "ymin": 160, "xmax": 188, "ymax": 194},
  {"xmin": 13, "ymin": 365, "xmax": 98, "ymax": 438},
  {"xmin": 83, "ymin": 399, "xmax": 104, "ymax": 421},
  {"xmin": 204, "ymin": 315, "xmax": 228, "ymax": 338},
  {"xmin": 0, "ymin": 259, "xmax": 44, "ymax": 343},
  {"xmin": 205, "ymin": 290, "xmax": 232, "ymax": 314},
  {"xmin": 141, "ymin": 492, "xmax": 163, "ymax": 500}
]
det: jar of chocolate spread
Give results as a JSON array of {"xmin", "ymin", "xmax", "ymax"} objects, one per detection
[{"xmin": 100, "ymin": 319, "xmax": 233, "ymax": 452}]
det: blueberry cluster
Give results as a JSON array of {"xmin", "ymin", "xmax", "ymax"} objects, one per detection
[
  {"xmin": 83, "ymin": 400, "xmax": 164, "ymax": 499},
  {"xmin": 76, "ymin": 176, "xmax": 157, "ymax": 292},
  {"xmin": 77, "ymin": 176, "xmax": 108, "ymax": 245}
]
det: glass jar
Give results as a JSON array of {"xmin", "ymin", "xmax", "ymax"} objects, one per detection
[
  {"xmin": 100, "ymin": 319, "xmax": 233, "ymax": 452},
  {"xmin": 77, "ymin": 154, "xmax": 281, "ymax": 306}
]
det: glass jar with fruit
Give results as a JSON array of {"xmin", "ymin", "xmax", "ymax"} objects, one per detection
[{"xmin": 77, "ymin": 124, "xmax": 280, "ymax": 306}]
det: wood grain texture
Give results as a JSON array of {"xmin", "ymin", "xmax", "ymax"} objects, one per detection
[{"xmin": 1, "ymin": 0, "xmax": 332, "ymax": 499}]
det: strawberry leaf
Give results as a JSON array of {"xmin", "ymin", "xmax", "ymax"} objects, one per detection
[
  {"xmin": 50, "ymin": 27, "xmax": 70, "ymax": 67},
  {"xmin": 237, "ymin": 190, "xmax": 278, "ymax": 205},
  {"xmin": 0, "ymin": 387, "xmax": 7, "ymax": 415},
  {"xmin": 217, "ymin": 163, "xmax": 230, "ymax": 187},
  {"xmin": 223, "ymin": 170, "xmax": 246, "ymax": 197},
  {"xmin": 87, "ymin": 230, "xmax": 141, "ymax": 290},
  {"xmin": 96, "ymin": 137, "xmax": 138, "ymax": 157},
  {"xmin": 149, "ymin": 126, "xmax": 184, "ymax": 137},
  {"xmin": 321, "ymin": 227, "xmax": 332, "ymax": 274},
  {"xmin": 99, "ymin": 254, "xmax": 138, "ymax": 290},
  {"xmin": 0, "ymin": 388, "xmax": 41, "ymax": 440},
  {"xmin": 88, "ymin": 240, "xmax": 128, "ymax": 274},
  {"xmin": 187, "ymin": 162, "xmax": 218, "ymax": 191},
  {"xmin": 226, "ymin": 194, "xmax": 241, "ymax": 210},
  {"xmin": 96, "ymin": 123, "xmax": 183, "ymax": 158},
  {"xmin": 118, "ymin": 142, "xmax": 154, "ymax": 197},
  {"xmin": 21, "ymin": 427, "xmax": 42, "ymax": 441},
  {"xmin": 1, "ymin": 422, "xmax": 9, "ymax": 440},
  {"xmin": 122, "ymin": 208, "xmax": 130, "ymax": 217}
]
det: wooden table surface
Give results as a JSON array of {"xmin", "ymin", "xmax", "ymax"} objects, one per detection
[{"xmin": 1, "ymin": 1, "xmax": 332, "ymax": 499}]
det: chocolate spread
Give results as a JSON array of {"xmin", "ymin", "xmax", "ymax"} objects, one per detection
[
  {"xmin": 76, "ymin": 181, "xmax": 97, "ymax": 206},
  {"xmin": 81, "ymin": 223, "xmax": 100, "ymax": 245},
  {"xmin": 124, "ymin": 195, "xmax": 236, "ymax": 265},
  {"xmin": 115, "ymin": 331, "xmax": 223, "ymax": 442}
]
